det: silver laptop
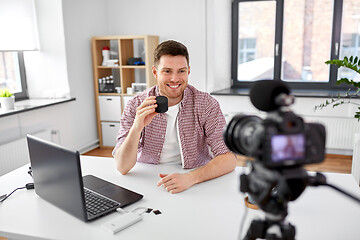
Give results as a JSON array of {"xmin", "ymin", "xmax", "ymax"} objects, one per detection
[{"xmin": 26, "ymin": 134, "xmax": 143, "ymax": 222}]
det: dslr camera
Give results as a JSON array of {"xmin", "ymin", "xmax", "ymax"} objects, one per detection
[
  {"xmin": 223, "ymin": 79, "xmax": 326, "ymax": 169},
  {"xmin": 223, "ymin": 80, "xmax": 326, "ymax": 240}
]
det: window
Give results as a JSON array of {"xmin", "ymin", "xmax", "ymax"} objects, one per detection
[
  {"xmin": 339, "ymin": 0, "xmax": 360, "ymax": 82},
  {"xmin": 239, "ymin": 38, "xmax": 257, "ymax": 64},
  {"xmin": 234, "ymin": 1, "xmax": 276, "ymax": 82},
  {"xmin": 231, "ymin": 0, "xmax": 360, "ymax": 89},
  {"xmin": 0, "ymin": 51, "xmax": 28, "ymax": 100}
]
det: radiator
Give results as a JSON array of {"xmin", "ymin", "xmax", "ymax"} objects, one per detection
[
  {"xmin": 225, "ymin": 112, "xmax": 359, "ymax": 154},
  {"xmin": 305, "ymin": 116, "xmax": 360, "ymax": 152},
  {"xmin": 0, "ymin": 130, "xmax": 52, "ymax": 176}
]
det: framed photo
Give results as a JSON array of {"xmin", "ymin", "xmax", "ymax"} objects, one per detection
[{"xmin": 132, "ymin": 83, "xmax": 147, "ymax": 93}]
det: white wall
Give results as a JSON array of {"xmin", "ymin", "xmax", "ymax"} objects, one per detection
[
  {"xmin": 60, "ymin": 0, "xmax": 109, "ymax": 149},
  {"xmin": 0, "ymin": 0, "xmax": 108, "ymax": 156},
  {"xmin": 107, "ymin": 0, "xmax": 208, "ymax": 91},
  {"xmin": 206, "ymin": 0, "xmax": 232, "ymax": 92},
  {"xmin": 24, "ymin": 0, "xmax": 70, "ymax": 99}
]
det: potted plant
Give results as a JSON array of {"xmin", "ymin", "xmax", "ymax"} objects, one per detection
[
  {"xmin": 315, "ymin": 56, "xmax": 360, "ymax": 185},
  {"xmin": 314, "ymin": 56, "xmax": 360, "ymax": 119},
  {"xmin": 0, "ymin": 88, "xmax": 15, "ymax": 110}
]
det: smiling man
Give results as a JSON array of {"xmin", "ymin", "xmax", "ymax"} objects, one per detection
[{"xmin": 113, "ymin": 40, "xmax": 236, "ymax": 193}]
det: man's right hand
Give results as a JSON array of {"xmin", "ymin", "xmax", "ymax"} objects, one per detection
[
  {"xmin": 132, "ymin": 96, "xmax": 159, "ymax": 132},
  {"xmin": 115, "ymin": 96, "xmax": 159, "ymax": 175}
]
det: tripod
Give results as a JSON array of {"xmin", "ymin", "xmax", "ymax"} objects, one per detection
[
  {"xmin": 240, "ymin": 161, "xmax": 360, "ymax": 240},
  {"xmin": 239, "ymin": 162, "xmax": 309, "ymax": 240},
  {"xmin": 243, "ymin": 213, "xmax": 295, "ymax": 240}
]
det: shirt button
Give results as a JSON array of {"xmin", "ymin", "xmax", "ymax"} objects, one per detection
[
  {"xmin": 162, "ymin": 135, "xmax": 165, "ymax": 138},
  {"xmin": 157, "ymin": 153, "xmax": 160, "ymax": 156}
]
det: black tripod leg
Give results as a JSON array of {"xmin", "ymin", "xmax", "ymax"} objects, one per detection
[
  {"xmin": 243, "ymin": 219, "xmax": 267, "ymax": 240},
  {"xmin": 280, "ymin": 222, "xmax": 296, "ymax": 240},
  {"xmin": 264, "ymin": 222, "xmax": 296, "ymax": 240}
]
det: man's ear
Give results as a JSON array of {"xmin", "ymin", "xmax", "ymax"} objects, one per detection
[
  {"xmin": 188, "ymin": 65, "xmax": 190, "ymax": 75},
  {"xmin": 152, "ymin": 65, "xmax": 158, "ymax": 78}
]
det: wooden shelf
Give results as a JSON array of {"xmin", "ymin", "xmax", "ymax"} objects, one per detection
[
  {"xmin": 121, "ymin": 65, "xmax": 146, "ymax": 69},
  {"xmin": 97, "ymin": 66, "xmax": 120, "ymax": 69},
  {"xmin": 91, "ymin": 35, "xmax": 159, "ymax": 148}
]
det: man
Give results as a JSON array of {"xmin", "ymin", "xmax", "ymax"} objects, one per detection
[{"xmin": 113, "ymin": 40, "xmax": 236, "ymax": 194}]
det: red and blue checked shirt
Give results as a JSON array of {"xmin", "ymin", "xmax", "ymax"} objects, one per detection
[{"xmin": 113, "ymin": 84, "xmax": 230, "ymax": 169}]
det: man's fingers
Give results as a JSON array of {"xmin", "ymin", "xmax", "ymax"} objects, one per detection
[
  {"xmin": 138, "ymin": 97, "xmax": 156, "ymax": 109},
  {"xmin": 165, "ymin": 184, "xmax": 178, "ymax": 192},
  {"xmin": 157, "ymin": 174, "xmax": 173, "ymax": 186},
  {"xmin": 137, "ymin": 104, "xmax": 157, "ymax": 115}
]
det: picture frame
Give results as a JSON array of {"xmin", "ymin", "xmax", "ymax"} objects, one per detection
[{"xmin": 132, "ymin": 83, "xmax": 147, "ymax": 93}]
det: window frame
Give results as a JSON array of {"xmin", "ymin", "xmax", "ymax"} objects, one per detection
[
  {"xmin": 231, "ymin": 0, "xmax": 350, "ymax": 90},
  {"xmin": 0, "ymin": 51, "xmax": 28, "ymax": 101}
]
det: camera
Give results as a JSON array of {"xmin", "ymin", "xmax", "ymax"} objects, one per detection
[
  {"xmin": 223, "ymin": 80, "xmax": 327, "ymax": 239},
  {"xmin": 223, "ymin": 79, "xmax": 326, "ymax": 168},
  {"xmin": 224, "ymin": 80, "xmax": 360, "ymax": 240}
]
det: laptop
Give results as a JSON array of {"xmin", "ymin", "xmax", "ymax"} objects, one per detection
[{"xmin": 26, "ymin": 134, "xmax": 143, "ymax": 222}]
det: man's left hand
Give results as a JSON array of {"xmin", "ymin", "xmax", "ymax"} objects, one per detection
[{"xmin": 157, "ymin": 173, "xmax": 195, "ymax": 194}]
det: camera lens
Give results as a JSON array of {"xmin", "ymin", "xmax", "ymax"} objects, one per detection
[{"xmin": 223, "ymin": 114, "xmax": 263, "ymax": 156}]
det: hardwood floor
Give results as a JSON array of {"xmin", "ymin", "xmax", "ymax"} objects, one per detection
[
  {"xmin": 83, "ymin": 148, "xmax": 352, "ymax": 174},
  {"xmin": 83, "ymin": 147, "xmax": 114, "ymax": 158}
]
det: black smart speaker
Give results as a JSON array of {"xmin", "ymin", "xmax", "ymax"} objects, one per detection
[{"xmin": 155, "ymin": 96, "xmax": 168, "ymax": 113}]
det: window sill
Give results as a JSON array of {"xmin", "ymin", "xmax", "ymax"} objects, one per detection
[
  {"xmin": 0, "ymin": 97, "xmax": 76, "ymax": 118},
  {"xmin": 211, "ymin": 88, "xmax": 359, "ymax": 98}
]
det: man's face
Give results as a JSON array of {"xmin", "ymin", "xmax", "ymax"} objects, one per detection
[{"xmin": 152, "ymin": 55, "xmax": 190, "ymax": 106}]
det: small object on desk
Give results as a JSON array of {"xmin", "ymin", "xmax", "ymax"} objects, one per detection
[
  {"xmin": 146, "ymin": 208, "xmax": 153, "ymax": 213},
  {"xmin": 153, "ymin": 210, "xmax": 162, "ymax": 215},
  {"xmin": 101, "ymin": 211, "xmax": 143, "ymax": 234}
]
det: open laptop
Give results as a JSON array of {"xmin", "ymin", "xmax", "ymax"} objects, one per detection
[{"xmin": 26, "ymin": 134, "xmax": 143, "ymax": 222}]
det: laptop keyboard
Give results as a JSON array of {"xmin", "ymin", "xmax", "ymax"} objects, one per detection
[{"xmin": 84, "ymin": 188, "xmax": 120, "ymax": 216}]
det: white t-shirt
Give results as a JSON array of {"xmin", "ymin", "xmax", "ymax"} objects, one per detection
[{"xmin": 159, "ymin": 103, "xmax": 182, "ymax": 165}]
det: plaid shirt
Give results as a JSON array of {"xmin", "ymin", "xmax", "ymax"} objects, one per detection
[{"xmin": 113, "ymin": 84, "xmax": 230, "ymax": 169}]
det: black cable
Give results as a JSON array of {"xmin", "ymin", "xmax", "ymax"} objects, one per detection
[
  {"xmin": 0, "ymin": 187, "xmax": 26, "ymax": 203},
  {"xmin": 28, "ymin": 166, "xmax": 33, "ymax": 179},
  {"xmin": 309, "ymin": 172, "xmax": 360, "ymax": 205},
  {"xmin": 323, "ymin": 183, "xmax": 360, "ymax": 205},
  {"xmin": 0, "ymin": 183, "xmax": 35, "ymax": 203}
]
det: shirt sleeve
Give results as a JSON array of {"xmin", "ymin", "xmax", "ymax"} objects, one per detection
[
  {"xmin": 112, "ymin": 97, "xmax": 140, "ymax": 156},
  {"xmin": 203, "ymin": 95, "xmax": 231, "ymax": 157}
]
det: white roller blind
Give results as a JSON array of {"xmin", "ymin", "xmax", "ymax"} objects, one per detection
[{"xmin": 0, "ymin": 0, "xmax": 38, "ymax": 50}]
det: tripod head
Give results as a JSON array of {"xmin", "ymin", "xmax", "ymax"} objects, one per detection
[
  {"xmin": 239, "ymin": 161, "xmax": 310, "ymax": 240},
  {"xmin": 240, "ymin": 161, "xmax": 309, "ymax": 218}
]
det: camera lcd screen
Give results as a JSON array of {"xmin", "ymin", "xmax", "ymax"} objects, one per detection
[{"xmin": 271, "ymin": 134, "xmax": 305, "ymax": 162}]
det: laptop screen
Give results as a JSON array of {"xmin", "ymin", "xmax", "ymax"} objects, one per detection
[{"xmin": 27, "ymin": 135, "xmax": 87, "ymax": 221}]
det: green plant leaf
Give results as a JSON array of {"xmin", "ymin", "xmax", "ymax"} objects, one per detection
[
  {"xmin": 350, "ymin": 56, "xmax": 353, "ymax": 62},
  {"xmin": 0, "ymin": 89, "xmax": 13, "ymax": 97}
]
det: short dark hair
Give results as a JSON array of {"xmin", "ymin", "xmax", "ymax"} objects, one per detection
[{"xmin": 153, "ymin": 40, "xmax": 189, "ymax": 67}]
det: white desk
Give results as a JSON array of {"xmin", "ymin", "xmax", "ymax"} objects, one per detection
[{"xmin": 0, "ymin": 156, "xmax": 360, "ymax": 240}]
